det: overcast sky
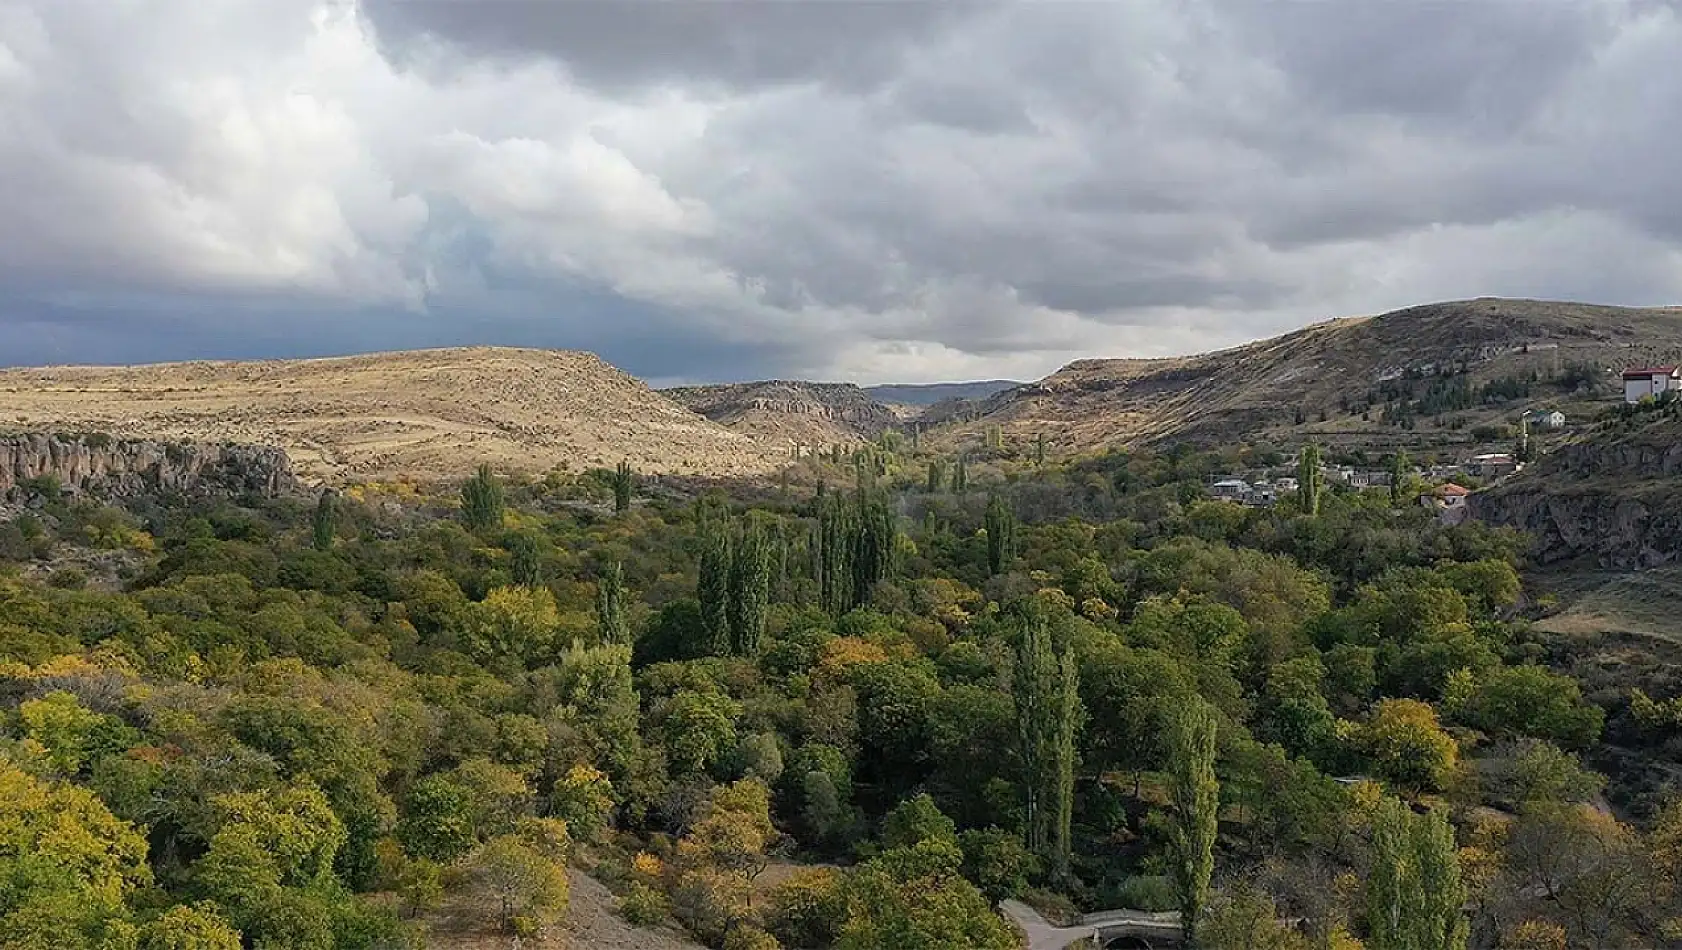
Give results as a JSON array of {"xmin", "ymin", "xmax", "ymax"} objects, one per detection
[{"xmin": 1, "ymin": 1, "xmax": 1679, "ymax": 384}]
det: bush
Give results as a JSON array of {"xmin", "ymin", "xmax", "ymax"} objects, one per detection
[
  {"xmin": 47, "ymin": 567, "xmax": 89, "ymax": 590},
  {"xmin": 764, "ymin": 868, "xmax": 846, "ymax": 948},
  {"xmin": 618, "ymin": 881, "xmax": 669, "ymax": 926},
  {"xmin": 723, "ymin": 925, "xmax": 783, "ymax": 950},
  {"xmin": 1115, "ymin": 875, "xmax": 1178, "ymax": 912}
]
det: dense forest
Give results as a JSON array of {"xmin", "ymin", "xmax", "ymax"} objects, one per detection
[{"xmin": 0, "ymin": 438, "xmax": 1674, "ymax": 950}]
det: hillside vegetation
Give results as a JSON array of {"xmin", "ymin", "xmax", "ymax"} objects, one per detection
[
  {"xmin": 938, "ymin": 298, "xmax": 1682, "ymax": 456},
  {"xmin": 0, "ymin": 347, "xmax": 777, "ymax": 483},
  {"xmin": 2, "ymin": 428, "xmax": 1680, "ymax": 948}
]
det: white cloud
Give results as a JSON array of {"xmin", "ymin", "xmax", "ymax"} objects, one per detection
[{"xmin": 0, "ymin": 0, "xmax": 1680, "ymax": 382}]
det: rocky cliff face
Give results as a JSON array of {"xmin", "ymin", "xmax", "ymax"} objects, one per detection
[
  {"xmin": 663, "ymin": 381, "xmax": 900, "ymax": 444},
  {"xmin": 0, "ymin": 433, "xmax": 296, "ymax": 501},
  {"xmin": 1470, "ymin": 413, "xmax": 1682, "ymax": 569}
]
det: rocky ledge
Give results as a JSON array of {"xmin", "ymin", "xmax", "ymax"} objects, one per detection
[{"xmin": 0, "ymin": 432, "xmax": 296, "ymax": 501}]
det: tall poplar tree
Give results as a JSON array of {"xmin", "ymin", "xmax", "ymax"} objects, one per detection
[
  {"xmin": 729, "ymin": 516, "xmax": 771, "ymax": 656},
  {"xmin": 612, "ymin": 461, "xmax": 634, "ymax": 513},
  {"xmin": 509, "ymin": 533, "xmax": 542, "ymax": 588},
  {"xmin": 1367, "ymin": 798, "xmax": 1467, "ymax": 950},
  {"xmin": 851, "ymin": 490, "xmax": 897, "ymax": 608},
  {"xmin": 311, "ymin": 489, "xmax": 337, "ymax": 551},
  {"xmin": 461, "ymin": 464, "xmax": 505, "ymax": 531},
  {"xmin": 818, "ymin": 493, "xmax": 855, "ymax": 617},
  {"xmin": 1014, "ymin": 607, "xmax": 1081, "ymax": 879},
  {"xmin": 595, "ymin": 561, "xmax": 629, "ymax": 645},
  {"xmin": 696, "ymin": 507, "xmax": 733, "ymax": 656},
  {"xmin": 1167, "ymin": 698, "xmax": 1219, "ymax": 947},
  {"xmin": 985, "ymin": 493, "xmax": 1017, "ymax": 576},
  {"xmin": 1297, "ymin": 445, "xmax": 1323, "ymax": 517}
]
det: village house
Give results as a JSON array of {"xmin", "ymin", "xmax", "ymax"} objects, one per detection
[
  {"xmin": 1522, "ymin": 408, "xmax": 1566, "ymax": 429},
  {"xmin": 1624, "ymin": 366, "xmax": 1682, "ymax": 403},
  {"xmin": 1209, "ymin": 478, "xmax": 1251, "ymax": 501},
  {"xmin": 1467, "ymin": 453, "xmax": 1519, "ymax": 479},
  {"xmin": 1421, "ymin": 483, "xmax": 1471, "ymax": 526}
]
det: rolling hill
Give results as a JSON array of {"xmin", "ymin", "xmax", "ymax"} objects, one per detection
[
  {"xmin": 0, "ymin": 347, "xmax": 778, "ymax": 483},
  {"xmin": 934, "ymin": 298, "xmax": 1682, "ymax": 455}
]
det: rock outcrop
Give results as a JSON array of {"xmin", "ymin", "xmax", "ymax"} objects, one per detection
[
  {"xmin": 0, "ymin": 432, "xmax": 296, "ymax": 501},
  {"xmin": 663, "ymin": 381, "xmax": 901, "ymax": 446},
  {"xmin": 1470, "ymin": 412, "xmax": 1682, "ymax": 569}
]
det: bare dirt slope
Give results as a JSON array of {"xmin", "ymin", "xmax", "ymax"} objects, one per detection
[
  {"xmin": 425, "ymin": 869, "xmax": 701, "ymax": 950},
  {"xmin": 664, "ymin": 380, "xmax": 900, "ymax": 448},
  {"xmin": 939, "ymin": 298, "xmax": 1682, "ymax": 455},
  {"xmin": 0, "ymin": 347, "xmax": 778, "ymax": 483}
]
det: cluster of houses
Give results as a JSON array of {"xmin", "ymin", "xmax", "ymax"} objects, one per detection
[{"xmin": 1208, "ymin": 465, "xmax": 1482, "ymax": 526}]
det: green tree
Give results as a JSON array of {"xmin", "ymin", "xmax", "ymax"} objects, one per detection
[
  {"xmin": 851, "ymin": 491, "xmax": 897, "ymax": 606},
  {"xmin": 1359, "ymin": 699, "xmax": 1459, "ymax": 793},
  {"xmin": 398, "ymin": 773, "xmax": 477, "ymax": 863},
  {"xmin": 1166, "ymin": 698, "xmax": 1220, "ymax": 947},
  {"xmin": 466, "ymin": 585, "xmax": 563, "ymax": 668},
  {"xmin": 595, "ymin": 561, "xmax": 630, "ymax": 645},
  {"xmin": 697, "ymin": 509, "xmax": 734, "ymax": 656},
  {"xmin": 1458, "ymin": 665, "xmax": 1603, "ymax": 749},
  {"xmin": 0, "ymin": 759, "xmax": 151, "ymax": 947},
  {"xmin": 985, "ymin": 493, "xmax": 1017, "ymax": 576},
  {"xmin": 310, "ymin": 489, "xmax": 337, "ymax": 551},
  {"xmin": 612, "ymin": 460, "xmax": 635, "ymax": 513},
  {"xmin": 818, "ymin": 493, "xmax": 856, "ymax": 617},
  {"xmin": 959, "ymin": 827, "xmax": 1037, "ymax": 903},
  {"xmin": 926, "ymin": 459, "xmax": 945, "ymax": 493},
  {"xmin": 139, "ymin": 904, "xmax": 243, "ymax": 950},
  {"xmin": 19, "ymin": 689, "xmax": 135, "ymax": 776},
  {"xmin": 1298, "ymin": 444, "xmax": 1323, "ymax": 516},
  {"xmin": 659, "ymin": 689, "xmax": 741, "ymax": 775},
  {"xmin": 509, "ymin": 531, "xmax": 543, "ymax": 587},
  {"xmin": 461, "ymin": 464, "xmax": 505, "ymax": 530},
  {"xmin": 882, "ymin": 793, "xmax": 957, "ymax": 850},
  {"xmin": 951, "ymin": 454, "xmax": 968, "ymax": 493},
  {"xmin": 1390, "ymin": 451, "xmax": 1411, "ymax": 505},
  {"xmin": 1367, "ymin": 798, "xmax": 1467, "ymax": 950},
  {"xmin": 730, "ymin": 516, "xmax": 771, "ymax": 656},
  {"xmin": 1014, "ymin": 607, "xmax": 1081, "ymax": 879},
  {"xmin": 468, "ymin": 835, "xmax": 569, "ymax": 933},
  {"xmin": 837, "ymin": 838, "xmax": 1015, "ymax": 950}
]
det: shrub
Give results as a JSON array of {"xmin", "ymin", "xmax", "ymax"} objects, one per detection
[
  {"xmin": 724, "ymin": 924, "xmax": 783, "ymax": 950},
  {"xmin": 618, "ymin": 881, "xmax": 669, "ymax": 926},
  {"xmin": 764, "ymin": 868, "xmax": 846, "ymax": 948},
  {"xmin": 1115, "ymin": 874, "xmax": 1178, "ymax": 912}
]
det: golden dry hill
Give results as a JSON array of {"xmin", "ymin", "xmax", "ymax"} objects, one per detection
[{"xmin": 0, "ymin": 347, "xmax": 779, "ymax": 484}]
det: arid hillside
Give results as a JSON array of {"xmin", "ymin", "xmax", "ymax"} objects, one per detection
[
  {"xmin": 938, "ymin": 298, "xmax": 1682, "ymax": 455},
  {"xmin": 663, "ymin": 380, "xmax": 900, "ymax": 448},
  {"xmin": 0, "ymin": 347, "xmax": 778, "ymax": 483}
]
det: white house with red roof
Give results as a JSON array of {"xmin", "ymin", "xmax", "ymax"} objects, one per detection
[
  {"xmin": 1421, "ymin": 483, "xmax": 1471, "ymax": 526},
  {"xmin": 1624, "ymin": 366, "xmax": 1682, "ymax": 403}
]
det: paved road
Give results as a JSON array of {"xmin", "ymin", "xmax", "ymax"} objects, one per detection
[
  {"xmin": 1000, "ymin": 899, "xmax": 1184, "ymax": 950},
  {"xmin": 1000, "ymin": 900, "xmax": 1093, "ymax": 950}
]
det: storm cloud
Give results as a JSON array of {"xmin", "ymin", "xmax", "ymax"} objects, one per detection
[{"xmin": 1, "ymin": 0, "xmax": 1679, "ymax": 383}]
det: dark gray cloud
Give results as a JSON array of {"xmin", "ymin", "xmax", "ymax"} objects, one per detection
[
  {"xmin": 0, "ymin": 0, "xmax": 1679, "ymax": 384},
  {"xmin": 362, "ymin": 0, "xmax": 984, "ymax": 93}
]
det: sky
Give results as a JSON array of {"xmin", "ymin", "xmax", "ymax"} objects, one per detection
[{"xmin": 2, "ymin": 1, "xmax": 1680, "ymax": 385}]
